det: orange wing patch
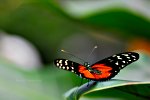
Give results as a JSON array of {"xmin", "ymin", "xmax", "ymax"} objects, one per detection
[
  {"xmin": 78, "ymin": 64, "xmax": 112, "ymax": 80},
  {"xmin": 78, "ymin": 65, "xmax": 95, "ymax": 79}
]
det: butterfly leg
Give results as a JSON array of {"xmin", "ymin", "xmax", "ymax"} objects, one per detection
[
  {"xmin": 79, "ymin": 78, "xmax": 83, "ymax": 86},
  {"xmin": 87, "ymin": 80, "xmax": 90, "ymax": 87}
]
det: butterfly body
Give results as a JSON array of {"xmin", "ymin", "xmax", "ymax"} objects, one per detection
[{"xmin": 54, "ymin": 52, "xmax": 139, "ymax": 81}]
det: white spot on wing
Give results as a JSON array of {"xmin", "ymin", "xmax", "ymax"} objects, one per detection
[
  {"xmin": 115, "ymin": 62, "xmax": 119, "ymax": 65},
  {"xmin": 122, "ymin": 54, "xmax": 129, "ymax": 56},
  {"xmin": 71, "ymin": 70, "xmax": 74, "ymax": 72},
  {"xmin": 122, "ymin": 61, "xmax": 125, "ymax": 63},
  {"xmin": 127, "ymin": 57, "xmax": 130, "ymax": 59},
  {"xmin": 59, "ymin": 64, "xmax": 62, "ymax": 66},
  {"xmin": 113, "ymin": 55, "xmax": 116, "ymax": 57},
  {"xmin": 59, "ymin": 60, "xmax": 62, "ymax": 63},
  {"xmin": 132, "ymin": 55, "xmax": 136, "ymax": 58},
  {"xmin": 117, "ymin": 56, "xmax": 122, "ymax": 59},
  {"xmin": 56, "ymin": 63, "xmax": 59, "ymax": 66},
  {"xmin": 108, "ymin": 59, "xmax": 113, "ymax": 62},
  {"xmin": 65, "ymin": 60, "xmax": 68, "ymax": 65}
]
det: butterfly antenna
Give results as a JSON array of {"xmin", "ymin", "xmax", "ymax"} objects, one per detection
[
  {"xmin": 87, "ymin": 45, "xmax": 98, "ymax": 59},
  {"xmin": 61, "ymin": 49, "xmax": 86, "ymax": 63}
]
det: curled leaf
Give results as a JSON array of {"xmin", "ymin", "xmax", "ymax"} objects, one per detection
[{"xmin": 65, "ymin": 79, "xmax": 150, "ymax": 100}]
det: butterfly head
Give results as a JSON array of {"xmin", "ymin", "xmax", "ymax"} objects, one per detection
[{"xmin": 84, "ymin": 62, "xmax": 90, "ymax": 68}]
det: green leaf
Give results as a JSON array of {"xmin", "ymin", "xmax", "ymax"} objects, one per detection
[
  {"xmin": 65, "ymin": 79, "xmax": 150, "ymax": 100},
  {"xmin": 58, "ymin": 0, "xmax": 150, "ymax": 39},
  {"xmin": 80, "ymin": 9, "xmax": 150, "ymax": 39}
]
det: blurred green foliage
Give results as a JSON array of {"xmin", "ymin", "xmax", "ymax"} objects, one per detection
[
  {"xmin": 1, "ymin": 0, "xmax": 150, "ymax": 63},
  {"xmin": 81, "ymin": 8, "xmax": 150, "ymax": 38}
]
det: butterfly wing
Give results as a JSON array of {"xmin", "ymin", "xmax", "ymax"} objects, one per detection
[
  {"xmin": 54, "ymin": 59, "xmax": 86, "ymax": 76},
  {"xmin": 78, "ymin": 52, "xmax": 139, "ymax": 81}
]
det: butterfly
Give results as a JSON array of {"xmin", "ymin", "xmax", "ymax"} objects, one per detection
[{"xmin": 54, "ymin": 52, "xmax": 139, "ymax": 81}]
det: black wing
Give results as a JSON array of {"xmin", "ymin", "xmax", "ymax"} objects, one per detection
[
  {"xmin": 90, "ymin": 52, "xmax": 139, "ymax": 81},
  {"xmin": 92, "ymin": 52, "xmax": 139, "ymax": 69},
  {"xmin": 54, "ymin": 59, "xmax": 83, "ymax": 75}
]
